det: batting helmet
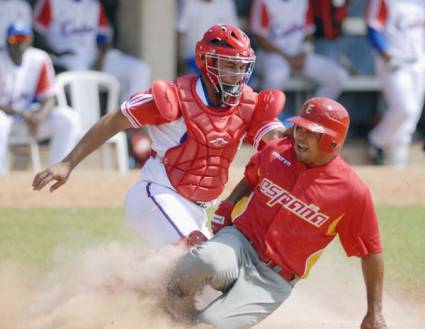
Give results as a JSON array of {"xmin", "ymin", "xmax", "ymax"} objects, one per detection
[
  {"xmin": 289, "ymin": 97, "xmax": 350, "ymax": 154},
  {"xmin": 195, "ymin": 24, "xmax": 255, "ymax": 106}
]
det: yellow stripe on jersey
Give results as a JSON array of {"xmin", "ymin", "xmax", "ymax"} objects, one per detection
[
  {"xmin": 301, "ymin": 214, "xmax": 344, "ymax": 277},
  {"xmin": 302, "ymin": 249, "xmax": 324, "ymax": 278},
  {"xmin": 326, "ymin": 214, "xmax": 344, "ymax": 236},
  {"xmin": 231, "ymin": 195, "xmax": 252, "ymax": 222}
]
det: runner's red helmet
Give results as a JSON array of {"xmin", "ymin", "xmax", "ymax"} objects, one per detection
[
  {"xmin": 195, "ymin": 24, "xmax": 255, "ymax": 106},
  {"xmin": 289, "ymin": 97, "xmax": 350, "ymax": 154}
]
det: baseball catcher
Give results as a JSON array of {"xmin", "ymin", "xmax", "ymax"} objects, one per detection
[{"xmin": 32, "ymin": 24, "xmax": 287, "ymax": 248}]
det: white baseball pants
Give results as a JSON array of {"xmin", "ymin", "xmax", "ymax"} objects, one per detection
[
  {"xmin": 256, "ymin": 51, "xmax": 349, "ymax": 99},
  {"xmin": 369, "ymin": 57, "xmax": 425, "ymax": 167},
  {"xmin": 0, "ymin": 106, "xmax": 79, "ymax": 174},
  {"xmin": 124, "ymin": 180, "xmax": 212, "ymax": 248},
  {"xmin": 102, "ymin": 49, "xmax": 151, "ymax": 99}
]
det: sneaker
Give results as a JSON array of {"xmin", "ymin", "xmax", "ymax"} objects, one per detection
[{"xmin": 368, "ymin": 144, "xmax": 384, "ymax": 165}]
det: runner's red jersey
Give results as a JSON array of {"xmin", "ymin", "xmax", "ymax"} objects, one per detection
[{"xmin": 234, "ymin": 137, "xmax": 382, "ymax": 278}]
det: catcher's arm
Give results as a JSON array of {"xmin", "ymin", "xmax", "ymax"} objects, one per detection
[
  {"xmin": 32, "ymin": 108, "xmax": 132, "ymax": 192},
  {"xmin": 261, "ymin": 126, "xmax": 291, "ymax": 142},
  {"xmin": 360, "ymin": 252, "xmax": 388, "ymax": 329}
]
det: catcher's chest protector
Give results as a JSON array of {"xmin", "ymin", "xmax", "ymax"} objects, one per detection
[{"xmin": 164, "ymin": 76, "xmax": 257, "ymax": 201}]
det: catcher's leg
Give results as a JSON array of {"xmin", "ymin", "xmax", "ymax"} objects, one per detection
[{"xmin": 124, "ymin": 180, "xmax": 211, "ymax": 247}]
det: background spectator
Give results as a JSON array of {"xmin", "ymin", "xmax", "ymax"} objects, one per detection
[
  {"xmin": 32, "ymin": 0, "xmax": 150, "ymax": 99},
  {"xmin": 100, "ymin": 0, "xmax": 119, "ymax": 47},
  {"xmin": 32, "ymin": 24, "xmax": 286, "ymax": 247},
  {"xmin": 249, "ymin": 0, "xmax": 348, "ymax": 99},
  {"xmin": 0, "ymin": 0, "xmax": 32, "ymax": 49},
  {"xmin": 366, "ymin": 0, "xmax": 425, "ymax": 167},
  {"xmin": 0, "ymin": 23, "xmax": 79, "ymax": 174},
  {"xmin": 312, "ymin": 0, "xmax": 357, "ymax": 75},
  {"xmin": 176, "ymin": 0, "xmax": 239, "ymax": 75}
]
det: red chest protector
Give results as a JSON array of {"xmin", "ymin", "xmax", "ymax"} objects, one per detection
[{"xmin": 163, "ymin": 76, "xmax": 257, "ymax": 202}]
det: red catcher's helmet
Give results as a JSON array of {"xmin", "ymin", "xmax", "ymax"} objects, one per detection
[
  {"xmin": 195, "ymin": 24, "xmax": 255, "ymax": 106},
  {"xmin": 289, "ymin": 97, "xmax": 350, "ymax": 154}
]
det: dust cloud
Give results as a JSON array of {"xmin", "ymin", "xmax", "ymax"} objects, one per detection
[
  {"xmin": 0, "ymin": 263, "xmax": 40, "ymax": 329},
  {"xmin": 1, "ymin": 242, "xmax": 209, "ymax": 329},
  {"xmin": 0, "ymin": 242, "xmax": 423, "ymax": 329}
]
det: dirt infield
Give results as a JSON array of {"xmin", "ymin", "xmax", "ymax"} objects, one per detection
[
  {"xmin": 1, "ymin": 165, "xmax": 425, "ymax": 207},
  {"xmin": 2, "ymin": 142, "xmax": 425, "ymax": 206}
]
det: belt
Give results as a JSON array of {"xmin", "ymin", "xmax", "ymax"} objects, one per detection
[{"xmin": 246, "ymin": 237, "xmax": 295, "ymax": 282}]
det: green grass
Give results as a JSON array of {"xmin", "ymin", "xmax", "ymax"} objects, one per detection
[
  {"xmin": 377, "ymin": 206, "xmax": 425, "ymax": 287},
  {"xmin": 0, "ymin": 206, "xmax": 424, "ymax": 288},
  {"xmin": 0, "ymin": 208, "xmax": 138, "ymax": 269}
]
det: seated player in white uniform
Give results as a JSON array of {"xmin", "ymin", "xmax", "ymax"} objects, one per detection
[
  {"xmin": 176, "ymin": 0, "xmax": 240, "ymax": 75},
  {"xmin": 0, "ymin": 22, "xmax": 79, "ymax": 174},
  {"xmin": 250, "ymin": 0, "xmax": 348, "ymax": 99},
  {"xmin": 33, "ymin": 0, "xmax": 150, "ymax": 98},
  {"xmin": 32, "ymin": 24, "xmax": 287, "ymax": 248}
]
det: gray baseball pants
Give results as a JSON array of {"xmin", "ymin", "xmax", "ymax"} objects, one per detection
[{"xmin": 168, "ymin": 226, "xmax": 296, "ymax": 329}]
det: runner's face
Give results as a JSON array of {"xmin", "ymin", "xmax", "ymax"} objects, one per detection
[{"xmin": 293, "ymin": 125, "xmax": 322, "ymax": 165}]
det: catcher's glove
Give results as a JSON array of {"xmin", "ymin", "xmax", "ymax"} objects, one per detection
[{"xmin": 211, "ymin": 200, "xmax": 234, "ymax": 235}]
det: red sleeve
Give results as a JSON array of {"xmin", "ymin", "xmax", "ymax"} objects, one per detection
[
  {"xmin": 244, "ymin": 152, "xmax": 262, "ymax": 189},
  {"xmin": 305, "ymin": 0, "xmax": 315, "ymax": 34},
  {"xmin": 97, "ymin": 2, "xmax": 111, "ymax": 36},
  {"xmin": 35, "ymin": 57, "xmax": 55, "ymax": 100},
  {"xmin": 337, "ymin": 187, "xmax": 383, "ymax": 257},
  {"xmin": 365, "ymin": 0, "xmax": 388, "ymax": 30},
  {"xmin": 249, "ymin": 0, "xmax": 270, "ymax": 37},
  {"xmin": 33, "ymin": 0, "xmax": 52, "ymax": 32},
  {"xmin": 245, "ymin": 118, "xmax": 284, "ymax": 150},
  {"xmin": 120, "ymin": 91, "xmax": 172, "ymax": 127},
  {"xmin": 335, "ymin": 1, "xmax": 350, "ymax": 21},
  {"xmin": 306, "ymin": 0, "xmax": 314, "ymax": 26}
]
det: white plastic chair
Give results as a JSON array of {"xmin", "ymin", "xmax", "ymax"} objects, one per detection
[
  {"xmin": 8, "ymin": 125, "xmax": 41, "ymax": 172},
  {"xmin": 55, "ymin": 71, "xmax": 129, "ymax": 173}
]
